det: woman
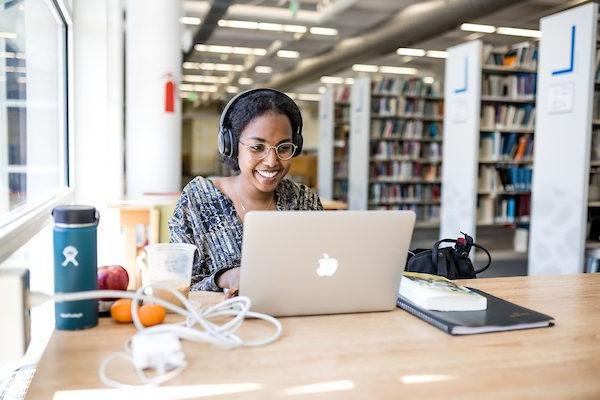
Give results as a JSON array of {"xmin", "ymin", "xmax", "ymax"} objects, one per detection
[{"xmin": 169, "ymin": 89, "xmax": 323, "ymax": 296}]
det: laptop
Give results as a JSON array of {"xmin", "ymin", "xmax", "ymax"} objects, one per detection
[{"xmin": 238, "ymin": 210, "xmax": 415, "ymax": 316}]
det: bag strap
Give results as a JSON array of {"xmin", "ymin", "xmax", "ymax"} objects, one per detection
[
  {"xmin": 432, "ymin": 236, "xmax": 492, "ymax": 275},
  {"xmin": 431, "ymin": 238, "xmax": 457, "ymax": 269},
  {"xmin": 472, "ymin": 243, "xmax": 492, "ymax": 274}
]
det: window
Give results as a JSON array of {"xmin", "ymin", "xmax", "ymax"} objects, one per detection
[{"xmin": 0, "ymin": 0, "xmax": 72, "ymax": 263}]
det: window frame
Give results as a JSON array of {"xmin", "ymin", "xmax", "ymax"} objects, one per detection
[{"xmin": 0, "ymin": 0, "xmax": 74, "ymax": 264}]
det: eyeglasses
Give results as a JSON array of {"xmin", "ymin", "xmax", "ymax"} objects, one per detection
[{"xmin": 239, "ymin": 140, "xmax": 297, "ymax": 161}]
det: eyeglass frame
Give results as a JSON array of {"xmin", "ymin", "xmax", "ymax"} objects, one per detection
[{"xmin": 238, "ymin": 140, "xmax": 298, "ymax": 161}]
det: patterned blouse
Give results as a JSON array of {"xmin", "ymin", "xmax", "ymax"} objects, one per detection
[{"xmin": 169, "ymin": 176, "xmax": 323, "ymax": 291}]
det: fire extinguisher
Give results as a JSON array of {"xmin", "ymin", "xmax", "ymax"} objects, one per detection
[{"xmin": 164, "ymin": 74, "xmax": 175, "ymax": 113}]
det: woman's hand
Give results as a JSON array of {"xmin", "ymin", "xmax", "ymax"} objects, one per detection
[{"xmin": 217, "ymin": 267, "xmax": 240, "ymax": 298}]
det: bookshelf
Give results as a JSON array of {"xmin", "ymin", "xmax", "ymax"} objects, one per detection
[
  {"xmin": 318, "ymin": 85, "xmax": 351, "ymax": 202},
  {"xmin": 477, "ymin": 42, "xmax": 537, "ymax": 227},
  {"xmin": 587, "ymin": 15, "xmax": 600, "ymax": 250},
  {"xmin": 333, "ymin": 85, "xmax": 351, "ymax": 202},
  {"xmin": 528, "ymin": 2, "xmax": 598, "ymax": 275},
  {"xmin": 366, "ymin": 76, "xmax": 444, "ymax": 226}
]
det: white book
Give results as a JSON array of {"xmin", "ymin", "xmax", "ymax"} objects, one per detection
[{"xmin": 399, "ymin": 272, "xmax": 487, "ymax": 311}]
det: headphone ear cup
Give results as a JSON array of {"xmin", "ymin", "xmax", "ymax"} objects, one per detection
[
  {"xmin": 293, "ymin": 133, "xmax": 303, "ymax": 157},
  {"xmin": 218, "ymin": 128, "xmax": 236, "ymax": 158},
  {"xmin": 218, "ymin": 129, "xmax": 227, "ymax": 156}
]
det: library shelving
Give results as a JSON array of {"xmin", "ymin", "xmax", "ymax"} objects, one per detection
[
  {"xmin": 333, "ymin": 85, "xmax": 351, "ymax": 202},
  {"xmin": 318, "ymin": 85, "xmax": 351, "ymax": 202},
  {"xmin": 477, "ymin": 41, "xmax": 537, "ymax": 227},
  {"xmin": 362, "ymin": 76, "xmax": 444, "ymax": 226},
  {"xmin": 586, "ymin": 22, "xmax": 600, "ymax": 250},
  {"xmin": 528, "ymin": 2, "xmax": 598, "ymax": 275}
]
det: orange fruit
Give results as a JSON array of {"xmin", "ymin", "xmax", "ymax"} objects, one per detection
[
  {"xmin": 138, "ymin": 304, "xmax": 166, "ymax": 327},
  {"xmin": 110, "ymin": 299, "xmax": 133, "ymax": 323}
]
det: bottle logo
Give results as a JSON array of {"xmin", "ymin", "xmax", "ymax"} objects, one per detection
[{"xmin": 62, "ymin": 246, "xmax": 79, "ymax": 267}]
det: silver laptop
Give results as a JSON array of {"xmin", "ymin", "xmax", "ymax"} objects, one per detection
[{"xmin": 239, "ymin": 210, "xmax": 415, "ymax": 316}]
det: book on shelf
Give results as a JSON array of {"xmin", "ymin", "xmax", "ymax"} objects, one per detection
[
  {"xmin": 334, "ymin": 85, "xmax": 351, "ymax": 103},
  {"xmin": 482, "ymin": 74, "xmax": 537, "ymax": 99},
  {"xmin": 477, "ymin": 193, "xmax": 531, "ymax": 225},
  {"xmin": 481, "ymin": 104, "xmax": 536, "ymax": 129},
  {"xmin": 397, "ymin": 286, "xmax": 554, "ymax": 335},
  {"xmin": 595, "ymin": 49, "xmax": 600, "ymax": 83},
  {"xmin": 479, "ymin": 132, "xmax": 533, "ymax": 161},
  {"xmin": 398, "ymin": 272, "xmax": 487, "ymax": 311},
  {"xmin": 482, "ymin": 42, "xmax": 538, "ymax": 70}
]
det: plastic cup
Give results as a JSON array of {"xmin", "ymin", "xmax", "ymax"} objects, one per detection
[{"xmin": 144, "ymin": 243, "xmax": 196, "ymax": 308}]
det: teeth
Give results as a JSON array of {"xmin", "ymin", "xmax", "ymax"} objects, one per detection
[{"xmin": 257, "ymin": 170, "xmax": 277, "ymax": 178}]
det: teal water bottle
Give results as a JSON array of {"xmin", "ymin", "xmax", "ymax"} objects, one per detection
[{"xmin": 52, "ymin": 205, "xmax": 99, "ymax": 330}]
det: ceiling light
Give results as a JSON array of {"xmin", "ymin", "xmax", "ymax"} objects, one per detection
[
  {"xmin": 496, "ymin": 27, "xmax": 541, "ymax": 38},
  {"xmin": 309, "ymin": 27, "xmax": 338, "ymax": 36},
  {"xmin": 352, "ymin": 64, "xmax": 379, "ymax": 72},
  {"xmin": 218, "ymin": 20, "xmax": 258, "ymax": 29},
  {"xmin": 396, "ymin": 48, "xmax": 426, "ymax": 57},
  {"xmin": 282, "ymin": 24, "xmax": 307, "ymax": 33},
  {"xmin": 179, "ymin": 17, "xmax": 201, "ymax": 25},
  {"xmin": 426, "ymin": 50, "xmax": 448, "ymax": 59},
  {"xmin": 258, "ymin": 22, "xmax": 284, "ymax": 31},
  {"xmin": 194, "ymin": 44, "xmax": 267, "ymax": 56},
  {"xmin": 460, "ymin": 23, "xmax": 496, "ymax": 33},
  {"xmin": 255, "ymin": 66, "xmax": 273, "ymax": 73},
  {"xmin": 277, "ymin": 50, "xmax": 300, "ymax": 58},
  {"xmin": 285, "ymin": 92, "xmax": 298, "ymax": 100},
  {"xmin": 182, "ymin": 62, "xmax": 201, "ymax": 69},
  {"xmin": 226, "ymin": 86, "xmax": 240, "ymax": 94},
  {"xmin": 344, "ymin": 78, "xmax": 354, "ymax": 84},
  {"xmin": 320, "ymin": 76, "xmax": 345, "ymax": 84},
  {"xmin": 183, "ymin": 62, "xmax": 244, "ymax": 72},
  {"xmin": 183, "ymin": 75, "xmax": 230, "ymax": 84},
  {"xmin": 180, "ymin": 84, "xmax": 218, "ymax": 92},
  {"xmin": 218, "ymin": 19, "xmax": 308, "ymax": 34},
  {"xmin": 318, "ymin": 86, "xmax": 326, "ymax": 94},
  {"xmin": 423, "ymin": 77, "xmax": 435, "ymax": 84},
  {"xmin": 0, "ymin": 32, "xmax": 17, "ymax": 39},
  {"xmin": 379, "ymin": 66, "xmax": 417, "ymax": 75},
  {"xmin": 298, "ymin": 93, "xmax": 321, "ymax": 102},
  {"xmin": 238, "ymin": 77, "xmax": 254, "ymax": 85}
]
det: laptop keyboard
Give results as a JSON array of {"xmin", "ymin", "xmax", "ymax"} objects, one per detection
[{"xmin": 0, "ymin": 365, "xmax": 36, "ymax": 400}]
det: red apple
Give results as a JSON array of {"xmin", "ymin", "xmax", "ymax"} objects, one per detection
[{"xmin": 97, "ymin": 265, "xmax": 129, "ymax": 294}]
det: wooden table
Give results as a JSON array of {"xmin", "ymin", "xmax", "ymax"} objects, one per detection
[{"xmin": 26, "ymin": 274, "xmax": 600, "ymax": 399}]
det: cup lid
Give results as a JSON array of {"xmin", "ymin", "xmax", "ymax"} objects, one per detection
[{"xmin": 52, "ymin": 205, "xmax": 99, "ymax": 225}]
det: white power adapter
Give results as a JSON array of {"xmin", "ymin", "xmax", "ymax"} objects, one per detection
[
  {"xmin": 131, "ymin": 332, "xmax": 186, "ymax": 371},
  {"xmin": 0, "ymin": 269, "xmax": 30, "ymax": 364}
]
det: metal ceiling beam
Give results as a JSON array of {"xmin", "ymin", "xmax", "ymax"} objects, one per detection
[
  {"xmin": 183, "ymin": 0, "xmax": 232, "ymax": 61},
  {"xmin": 265, "ymin": 0, "xmax": 525, "ymax": 90}
]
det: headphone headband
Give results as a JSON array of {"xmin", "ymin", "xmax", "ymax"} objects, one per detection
[{"xmin": 218, "ymin": 88, "xmax": 303, "ymax": 160}]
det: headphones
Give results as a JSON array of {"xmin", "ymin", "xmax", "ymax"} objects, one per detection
[{"xmin": 218, "ymin": 88, "xmax": 303, "ymax": 160}]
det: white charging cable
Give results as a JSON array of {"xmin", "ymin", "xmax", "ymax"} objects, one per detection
[{"xmin": 33, "ymin": 285, "xmax": 282, "ymax": 388}]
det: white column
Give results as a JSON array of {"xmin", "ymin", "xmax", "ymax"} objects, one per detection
[
  {"xmin": 126, "ymin": 0, "xmax": 182, "ymax": 197},
  {"xmin": 347, "ymin": 77, "xmax": 371, "ymax": 210},
  {"xmin": 73, "ymin": 0, "xmax": 125, "ymax": 265},
  {"xmin": 440, "ymin": 40, "xmax": 482, "ymax": 240},
  {"xmin": 317, "ymin": 89, "xmax": 334, "ymax": 199},
  {"xmin": 529, "ymin": 3, "xmax": 598, "ymax": 275}
]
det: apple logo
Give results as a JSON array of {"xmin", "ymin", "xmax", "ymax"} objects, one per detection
[{"xmin": 316, "ymin": 253, "xmax": 338, "ymax": 277}]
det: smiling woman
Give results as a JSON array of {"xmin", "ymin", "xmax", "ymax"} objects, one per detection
[{"xmin": 168, "ymin": 89, "xmax": 323, "ymax": 295}]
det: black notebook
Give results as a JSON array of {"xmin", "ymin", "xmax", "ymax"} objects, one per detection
[{"xmin": 397, "ymin": 287, "xmax": 555, "ymax": 335}]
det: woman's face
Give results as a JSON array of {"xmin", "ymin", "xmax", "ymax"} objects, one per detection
[{"xmin": 237, "ymin": 112, "xmax": 294, "ymax": 193}]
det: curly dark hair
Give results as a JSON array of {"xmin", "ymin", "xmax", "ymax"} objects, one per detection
[{"xmin": 221, "ymin": 89, "xmax": 303, "ymax": 172}]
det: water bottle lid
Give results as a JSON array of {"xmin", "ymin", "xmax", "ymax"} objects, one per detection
[{"xmin": 52, "ymin": 205, "xmax": 99, "ymax": 225}]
